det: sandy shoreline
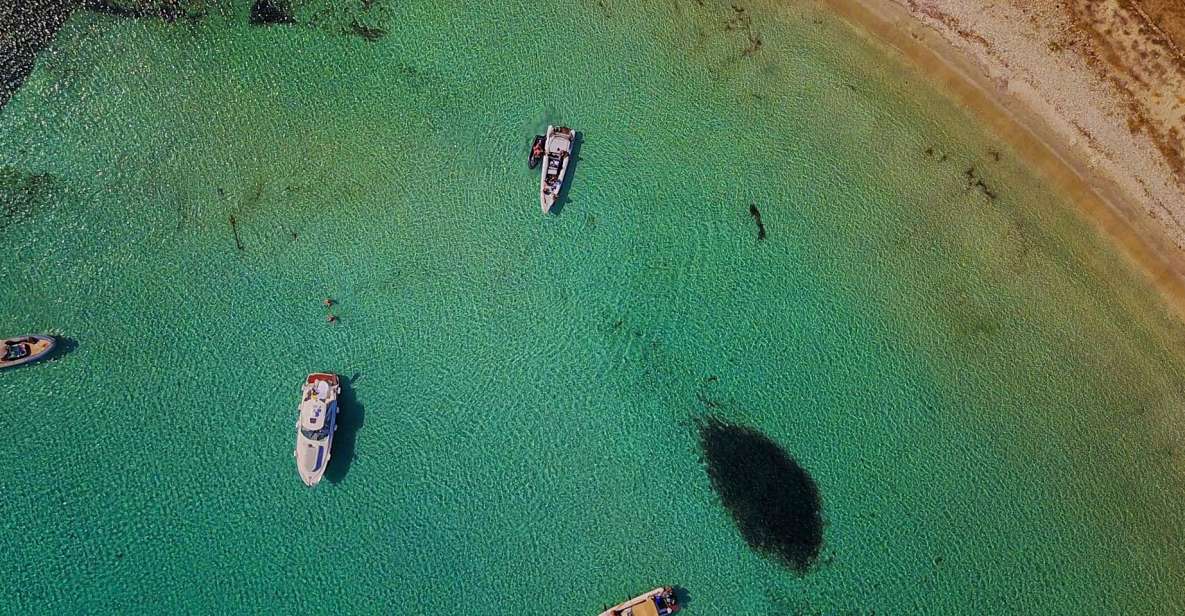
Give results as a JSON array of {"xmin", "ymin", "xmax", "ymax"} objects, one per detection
[{"xmin": 811, "ymin": 0, "xmax": 1185, "ymax": 317}]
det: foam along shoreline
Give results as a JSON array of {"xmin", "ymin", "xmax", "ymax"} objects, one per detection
[{"xmin": 810, "ymin": 0, "xmax": 1185, "ymax": 319}]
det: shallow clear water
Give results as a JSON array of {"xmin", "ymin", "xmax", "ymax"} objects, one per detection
[{"xmin": 3, "ymin": 1, "xmax": 1185, "ymax": 613}]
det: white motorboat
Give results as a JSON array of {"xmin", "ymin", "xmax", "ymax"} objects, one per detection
[
  {"xmin": 294, "ymin": 372, "xmax": 341, "ymax": 487},
  {"xmin": 539, "ymin": 125, "xmax": 574, "ymax": 213}
]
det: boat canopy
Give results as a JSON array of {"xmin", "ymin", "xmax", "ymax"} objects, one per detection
[
  {"xmin": 299, "ymin": 390, "xmax": 335, "ymax": 439},
  {"xmin": 301, "ymin": 424, "xmax": 331, "ymax": 441},
  {"xmin": 300, "ymin": 400, "xmax": 331, "ymax": 439},
  {"xmin": 549, "ymin": 133, "xmax": 571, "ymax": 152}
]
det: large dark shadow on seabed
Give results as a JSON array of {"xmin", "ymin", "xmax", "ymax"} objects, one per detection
[
  {"xmin": 696, "ymin": 415, "xmax": 825, "ymax": 573},
  {"xmin": 326, "ymin": 372, "xmax": 365, "ymax": 484},
  {"xmin": 549, "ymin": 131, "xmax": 583, "ymax": 216}
]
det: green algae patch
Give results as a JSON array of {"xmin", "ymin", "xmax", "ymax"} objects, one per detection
[
  {"xmin": 295, "ymin": 0, "xmax": 393, "ymax": 41},
  {"xmin": 0, "ymin": 166, "xmax": 54, "ymax": 230},
  {"xmin": 248, "ymin": 1, "xmax": 391, "ymax": 39}
]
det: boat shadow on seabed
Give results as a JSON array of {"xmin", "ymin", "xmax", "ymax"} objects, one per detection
[
  {"xmin": 49, "ymin": 336, "xmax": 79, "ymax": 360},
  {"xmin": 325, "ymin": 372, "xmax": 365, "ymax": 484},
  {"xmin": 549, "ymin": 131, "xmax": 584, "ymax": 216}
]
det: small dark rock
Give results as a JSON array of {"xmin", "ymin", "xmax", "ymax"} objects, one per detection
[
  {"xmin": 250, "ymin": 0, "xmax": 294, "ymax": 25},
  {"xmin": 749, "ymin": 204, "xmax": 767, "ymax": 240},
  {"xmin": 348, "ymin": 19, "xmax": 386, "ymax": 42},
  {"xmin": 228, "ymin": 215, "xmax": 244, "ymax": 251}
]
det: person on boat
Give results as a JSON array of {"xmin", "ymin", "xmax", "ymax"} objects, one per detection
[{"xmin": 3, "ymin": 341, "xmax": 28, "ymax": 362}]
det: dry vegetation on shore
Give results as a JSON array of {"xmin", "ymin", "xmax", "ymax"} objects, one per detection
[
  {"xmin": 1069, "ymin": 0, "xmax": 1185, "ymax": 178},
  {"xmin": 867, "ymin": 0, "xmax": 1185, "ymax": 281}
]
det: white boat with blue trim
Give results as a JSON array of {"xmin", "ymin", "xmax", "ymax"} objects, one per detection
[
  {"xmin": 294, "ymin": 372, "xmax": 341, "ymax": 487},
  {"xmin": 539, "ymin": 125, "xmax": 574, "ymax": 214}
]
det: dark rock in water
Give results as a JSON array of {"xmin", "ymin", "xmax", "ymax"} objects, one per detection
[
  {"xmin": 228, "ymin": 214, "xmax": 244, "ymax": 251},
  {"xmin": 696, "ymin": 416, "xmax": 823, "ymax": 572},
  {"xmin": 82, "ymin": 0, "xmax": 157, "ymax": 19},
  {"xmin": 250, "ymin": 0, "xmax": 294, "ymax": 26},
  {"xmin": 348, "ymin": 19, "xmax": 386, "ymax": 42},
  {"xmin": 1, "ymin": 0, "xmax": 76, "ymax": 110},
  {"xmin": 81, "ymin": 1, "xmax": 206, "ymax": 22},
  {"xmin": 306, "ymin": 2, "xmax": 396, "ymax": 43},
  {"xmin": 748, "ymin": 203, "xmax": 767, "ymax": 240}
]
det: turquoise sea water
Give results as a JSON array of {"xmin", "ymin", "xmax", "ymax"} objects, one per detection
[{"xmin": 3, "ymin": 1, "xmax": 1185, "ymax": 613}]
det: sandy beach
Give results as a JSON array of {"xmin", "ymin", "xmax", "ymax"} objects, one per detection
[{"xmin": 814, "ymin": 0, "xmax": 1185, "ymax": 316}]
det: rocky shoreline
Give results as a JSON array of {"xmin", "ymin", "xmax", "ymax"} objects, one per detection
[
  {"xmin": 1, "ymin": 1, "xmax": 212, "ymax": 109},
  {"xmin": 2, "ymin": 1, "xmax": 76, "ymax": 110},
  {"xmin": 1, "ymin": 0, "xmax": 394, "ymax": 111}
]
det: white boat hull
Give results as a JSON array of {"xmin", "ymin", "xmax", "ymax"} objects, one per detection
[
  {"xmin": 540, "ymin": 125, "xmax": 574, "ymax": 213},
  {"xmin": 294, "ymin": 373, "xmax": 341, "ymax": 487}
]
